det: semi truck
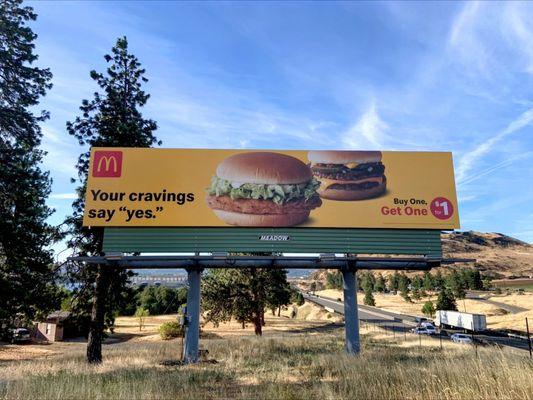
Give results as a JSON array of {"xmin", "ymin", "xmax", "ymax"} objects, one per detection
[{"xmin": 435, "ymin": 310, "xmax": 487, "ymax": 332}]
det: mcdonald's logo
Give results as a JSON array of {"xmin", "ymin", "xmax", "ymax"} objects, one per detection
[{"xmin": 92, "ymin": 151, "xmax": 122, "ymax": 177}]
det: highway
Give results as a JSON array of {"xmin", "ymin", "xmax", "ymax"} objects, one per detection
[
  {"xmin": 303, "ymin": 293, "xmax": 532, "ymax": 352},
  {"xmin": 302, "ymin": 293, "xmax": 414, "ymax": 334}
]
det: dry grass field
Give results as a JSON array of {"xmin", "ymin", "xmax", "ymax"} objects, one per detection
[
  {"xmin": 315, "ymin": 289, "xmax": 533, "ymax": 332},
  {"xmin": 1, "ymin": 304, "xmax": 532, "ymax": 400},
  {"xmin": 493, "ymin": 279, "xmax": 533, "ymax": 291}
]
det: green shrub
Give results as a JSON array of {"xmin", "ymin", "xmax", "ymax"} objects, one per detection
[
  {"xmin": 421, "ymin": 301, "xmax": 435, "ymax": 318},
  {"xmin": 159, "ymin": 321, "xmax": 183, "ymax": 340}
]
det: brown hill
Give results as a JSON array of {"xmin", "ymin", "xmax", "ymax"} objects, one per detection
[
  {"xmin": 308, "ymin": 231, "xmax": 532, "ymax": 284},
  {"xmin": 442, "ymin": 231, "xmax": 532, "ymax": 278}
]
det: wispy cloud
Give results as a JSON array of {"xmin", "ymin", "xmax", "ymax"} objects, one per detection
[
  {"xmin": 148, "ymin": 88, "xmax": 337, "ymax": 150},
  {"xmin": 456, "ymin": 108, "xmax": 533, "ymax": 183},
  {"xmin": 50, "ymin": 193, "xmax": 77, "ymax": 200},
  {"xmin": 448, "ymin": 2, "xmax": 488, "ymax": 75},
  {"xmin": 41, "ymin": 126, "xmax": 78, "ymax": 178},
  {"xmin": 458, "ymin": 151, "xmax": 533, "ymax": 187},
  {"xmin": 503, "ymin": 3, "xmax": 533, "ymax": 74},
  {"xmin": 342, "ymin": 102, "xmax": 390, "ymax": 149}
]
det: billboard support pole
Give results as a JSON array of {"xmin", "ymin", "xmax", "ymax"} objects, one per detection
[
  {"xmin": 342, "ymin": 262, "xmax": 360, "ymax": 355},
  {"xmin": 183, "ymin": 267, "xmax": 202, "ymax": 363}
]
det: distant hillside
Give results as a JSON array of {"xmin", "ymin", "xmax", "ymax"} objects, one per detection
[
  {"xmin": 442, "ymin": 231, "xmax": 532, "ymax": 278},
  {"xmin": 308, "ymin": 231, "xmax": 532, "ymax": 284}
]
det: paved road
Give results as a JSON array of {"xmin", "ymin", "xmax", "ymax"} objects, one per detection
[
  {"xmin": 466, "ymin": 292, "xmax": 528, "ymax": 314},
  {"xmin": 303, "ymin": 293, "xmax": 532, "ymax": 352},
  {"xmin": 303, "ymin": 293, "xmax": 413, "ymax": 334}
]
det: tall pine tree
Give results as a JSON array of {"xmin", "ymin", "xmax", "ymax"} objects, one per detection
[
  {"xmin": 0, "ymin": 0, "xmax": 60, "ymax": 333},
  {"xmin": 66, "ymin": 37, "xmax": 159, "ymax": 363}
]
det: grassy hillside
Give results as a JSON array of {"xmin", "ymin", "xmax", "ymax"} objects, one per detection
[
  {"xmin": 1, "ymin": 316, "xmax": 532, "ymax": 399},
  {"xmin": 309, "ymin": 231, "xmax": 532, "ymax": 286},
  {"xmin": 442, "ymin": 231, "xmax": 532, "ymax": 278}
]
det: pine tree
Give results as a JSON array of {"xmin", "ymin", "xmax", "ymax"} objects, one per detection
[
  {"xmin": 360, "ymin": 272, "xmax": 376, "ymax": 306},
  {"xmin": 388, "ymin": 271, "xmax": 400, "ymax": 292},
  {"xmin": 359, "ymin": 271, "xmax": 375, "ymax": 292},
  {"xmin": 421, "ymin": 301, "xmax": 435, "ymax": 318},
  {"xmin": 447, "ymin": 270, "xmax": 466, "ymax": 299},
  {"xmin": 265, "ymin": 269, "xmax": 292, "ymax": 317},
  {"xmin": 65, "ymin": 37, "xmax": 159, "ymax": 363},
  {"xmin": 0, "ymin": 0, "xmax": 60, "ymax": 334},
  {"xmin": 435, "ymin": 287, "xmax": 457, "ymax": 311},
  {"xmin": 374, "ymin": 273, "xmax": 386, "ymax": 293},
  {"xmin": 433, "ymin": 270, "xmax": 445, "ymax": 290},
  {"xmin": 423, "ymin": 271, "xmax": 433, "ymax": 291},
  {"xmin": 291, "ymin": 291, "xmax": 305, "ymax": 306},
  {"xmin": 398, "ymin": 273, "xmax": 411, "ymax": 301},
  {"xmin": 363, "ymin": 287, "xmax": 375, "ymax": 306},
  {"xmin": 411, "ymin": 275, "xmax": 422, "ymax": 300},
  {"xmin": 326, "ymin": 271, "xmax": 343, "ymax": 290}
]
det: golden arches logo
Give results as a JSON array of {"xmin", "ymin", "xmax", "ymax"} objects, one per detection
[
  {"xmin": 96, "ymin": 155, "xmax": 118, "ymax": 173},
  {"xmin": 92, "ymin": 151, "xmax": 122, "ymax": 177}
]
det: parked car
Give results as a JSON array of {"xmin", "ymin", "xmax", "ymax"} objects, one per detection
[
  {"xmin": 411, "ymin": 326, "xmax": 436, "ymax": 335},
  {"xmin": 451, "ymin": 333, "xmax": 473, "ymax": 344},
  {"xmin": 419, "ymin": 321, "xmax": 436, "ymax": 329},
  {"xmin": 10, "ymin": 328, "xmax": 31, "ymax": 344}
]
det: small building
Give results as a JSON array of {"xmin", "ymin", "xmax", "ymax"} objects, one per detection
[{"xmin": 35, "ymin": 311, "xmax": 72, "ymax": 342}]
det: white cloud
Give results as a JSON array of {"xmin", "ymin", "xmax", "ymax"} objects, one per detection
[
  {"xmin": 503, "ymin": 4, "xmax": 533, "ymax": 74},
  {"xmin": 458, "ymin": 151, "xmax": 532, "ymax": 187},
  {"xmin": 342, "ymin": 102, "xmax": 390, "ymax": 150},
  {"xmin": 448, "ymin": 2, "xmax": 491, "ymax": 76},
  {"xmin": 458, "ymin": 194, "xmax": 477, "ymax": 203},
  {"xmin": 456, "ymin": 108, "xmax": 533, "ymax": 183},
  {"xmin": 50, "ymin": 193, "xmax": 77, "ymax": 200},
  {"xmin": 149, "ymin": 93, "xmax": 335, "ymax": 150},
  {"xmin": 448, "ymin": 2, "xmax": 533, "ymax": 78}
]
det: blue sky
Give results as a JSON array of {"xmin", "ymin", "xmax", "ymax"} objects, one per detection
[{"xmin": 30, "ymin": 1, "xmax": 533, "ymax": 245}]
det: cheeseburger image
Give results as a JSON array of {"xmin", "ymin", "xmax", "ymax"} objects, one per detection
[
  {"xmin": 206, "ymin": 152, "xmax": 321, "ymax": 226},
  {"xmin": 307, "ymin": 150, "xmax": 386, "ymax": 201}
]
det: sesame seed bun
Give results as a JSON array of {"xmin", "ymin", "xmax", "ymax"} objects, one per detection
[
  {"xmin": 308, "ymin": 150, "xmax": 382, "ymax": 165},
  {"xmin": 216, "ymin": 152, "xmax": 311, "ymax": 184}
]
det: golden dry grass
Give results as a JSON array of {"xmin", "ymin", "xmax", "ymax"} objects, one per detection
[{"xmin": 1, "ymin": 317, "xmax": 532, "ymax": 400}]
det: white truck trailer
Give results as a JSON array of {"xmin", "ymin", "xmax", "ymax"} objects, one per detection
[{"xmin": 435, "ymin": 310, "xmax": 487, "ymax": 332}]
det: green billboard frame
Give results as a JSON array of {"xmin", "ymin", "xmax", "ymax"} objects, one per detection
[{"xmin": 102, "ymin": 227, "xmax": 442, "ymax": 257}]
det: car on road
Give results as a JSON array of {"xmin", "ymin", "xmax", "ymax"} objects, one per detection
[
  {"xmin": 411, "ymin": 326, "xmax": 437, "ymax": 335},
  {"xmin": 451, "ymin": 333, "xmax": 473, "ymax": 344},
  {"xmin": 10, "ymin": 328, "xmax": 31, "ymax": 344}
]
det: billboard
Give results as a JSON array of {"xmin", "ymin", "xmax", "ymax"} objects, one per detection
[{"xmin": 83, "ymin": 148, "xmax": 460, "ymax": 229}]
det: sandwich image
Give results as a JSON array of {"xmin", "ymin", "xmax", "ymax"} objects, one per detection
[
  {"xmin": 207, "ymin": 152, "xmax": 321, "ymax": 226},
  {"xmin": 307, "ymin": 150, "xmax": 386, "ymax": 201}
]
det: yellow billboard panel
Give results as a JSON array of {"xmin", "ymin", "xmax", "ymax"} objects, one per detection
[{"xmin": 83, "ymin": 148, "xmax": 460, "ymax": 229}]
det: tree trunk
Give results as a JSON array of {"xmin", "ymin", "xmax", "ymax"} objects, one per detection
[
  {"xmin": 242, "ymin": 321, "xmax": 245, "ymax": 329},
  {"xmin": 278, "ymin": 306, "xmax": 281, "ymax": 317},
  {"xmin": 86, "ymin": 264, "xmax": 109, "ymax": 364},
  {"xmin": 261, "ymin": 310, "xmax": 265, "ymax": 326},
  {"xmin": 253, "ymin": 312, "xmax": 262, "ymax": 336}
]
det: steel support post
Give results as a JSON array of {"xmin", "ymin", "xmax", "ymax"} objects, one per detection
[
  {"xmin": 342, "ymin": 268, "xmax": 360, "ymax": 354},
  {"xmin": 183, "ymin": 268, "xmax": 202, "ymax": 363}
]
